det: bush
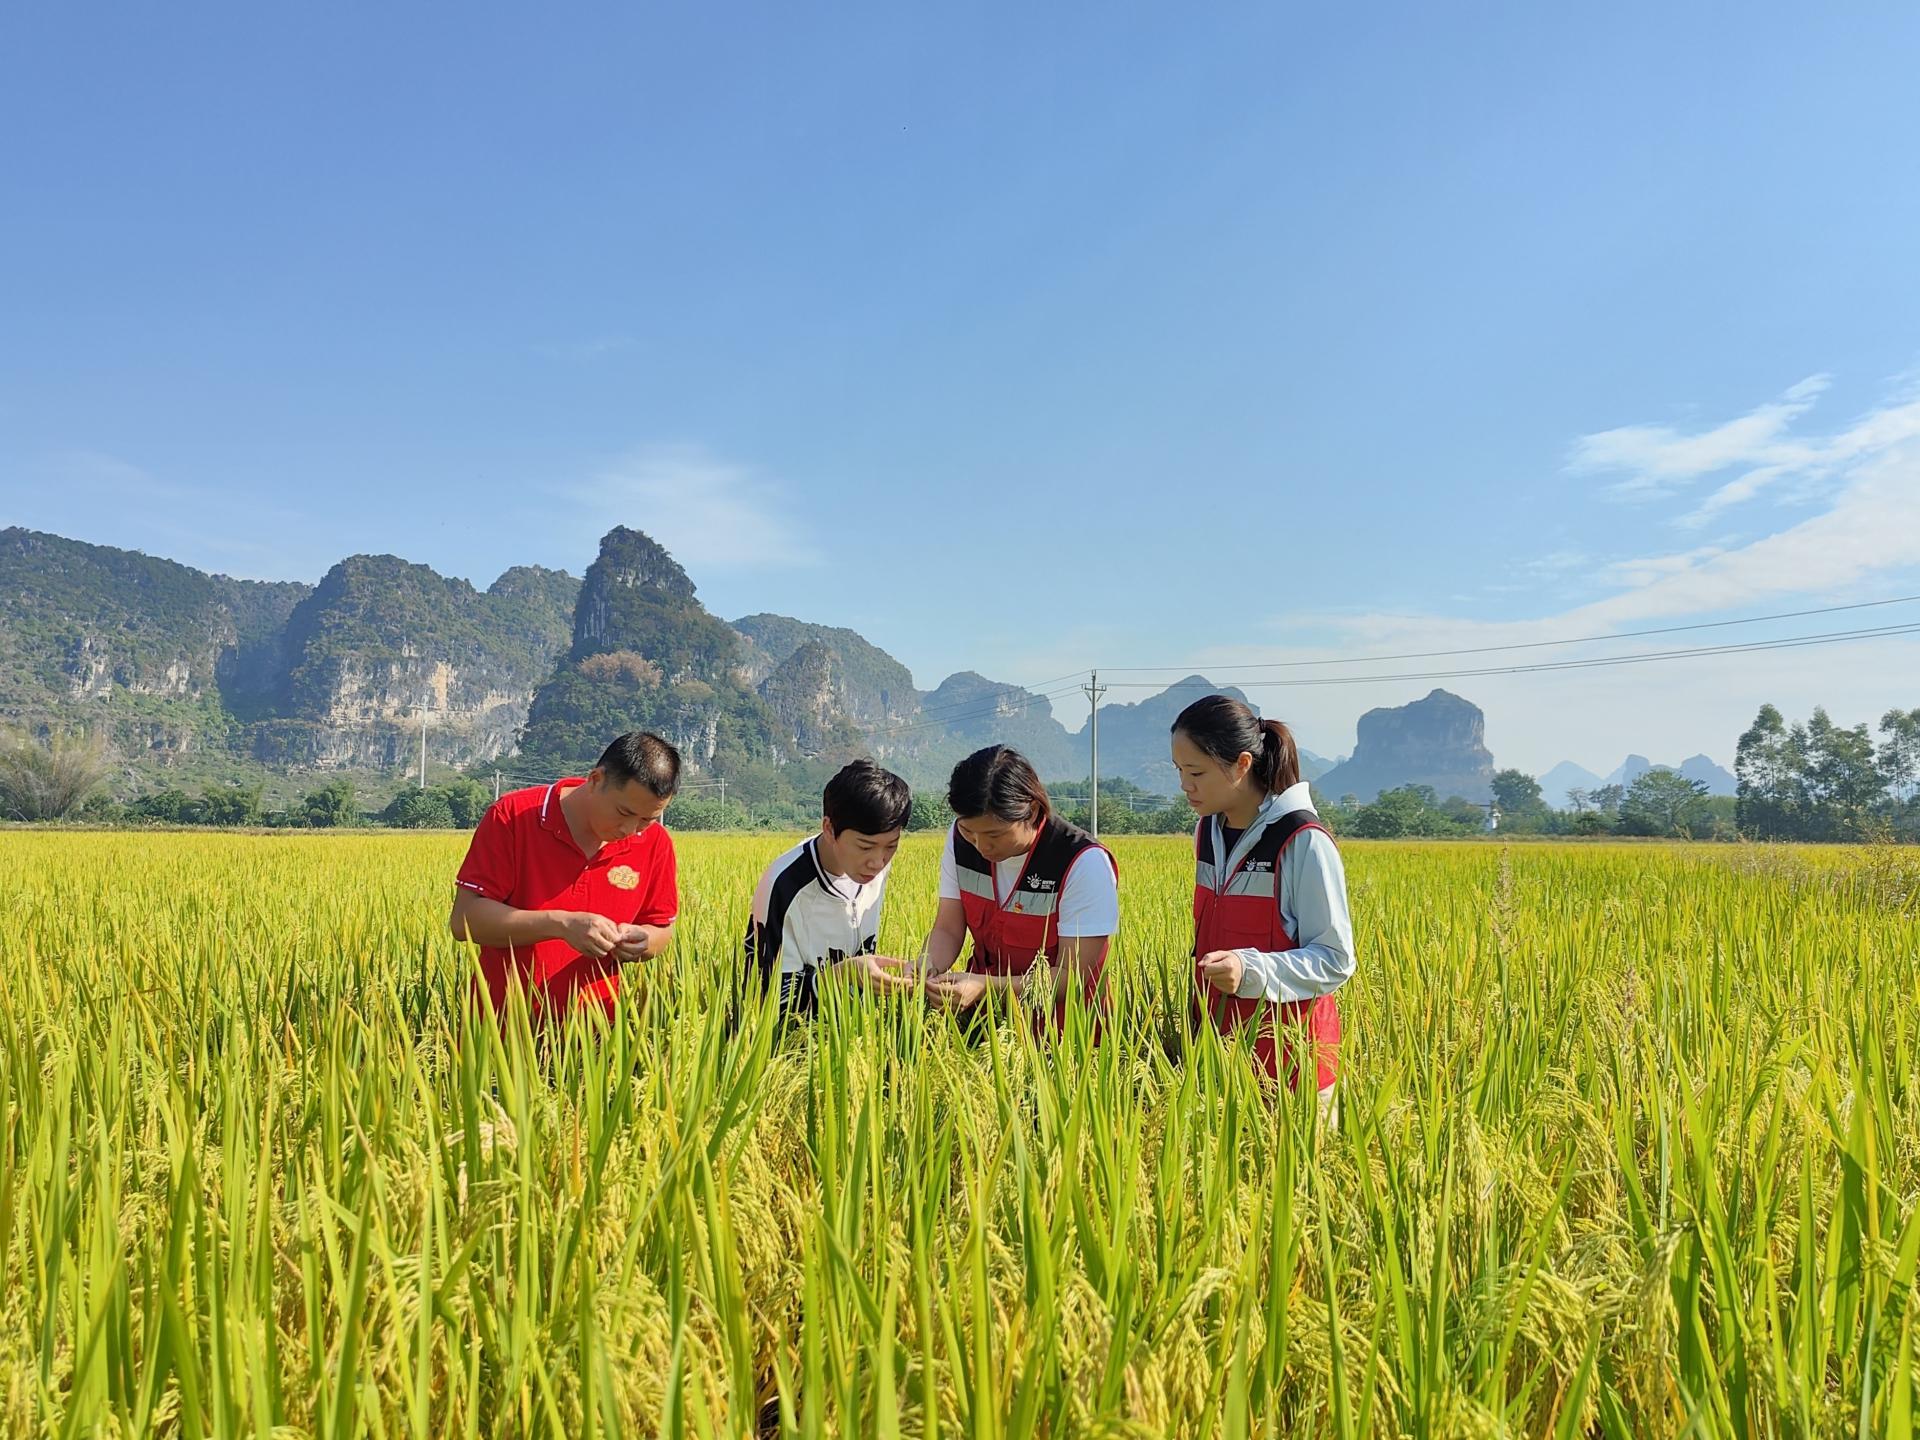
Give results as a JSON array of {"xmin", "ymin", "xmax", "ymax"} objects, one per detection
[
  {"xmin": 0, "ymin": 727, "xmax": 112, "ymax": 821},
  {"xmin": 440, "ymin": 777, "xmax": 491, "ymax": 829},
  {"xmin": 383, "ymin": 789, "xmax": 457, "ymax": 829},
  {"xmin": 201, "ymin": 784, "xmax": 265, "ymax": 827},
  {"xmin": 301, "ymin": 779, "xmax": 358, "ymax": 828},
  {"xmin": 129, "ymin": 788, "xmax": 197, "ymax": 825},
  {"xmin": 907, "ymin": 791, "xmax": 948, "ymax": 832}
]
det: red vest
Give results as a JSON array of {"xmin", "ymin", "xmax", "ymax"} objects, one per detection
[
  {"xmin": 1192, "ymin": 809, "xmax": 1342, "ymax": 1090},
  {"xmin": 953, "ymin": 816, "xmax": 1114, "ymax": 1032}
]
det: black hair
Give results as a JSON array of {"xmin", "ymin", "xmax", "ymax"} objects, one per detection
[
  {"xmin": 1171, "ymin": 695, "xmax": 1301, "ymax": 796},
  {"xmin": 823, "ymin": 759, "xmax": 911, "ymax": 835},
  {"xmin": 946, "ymin": 745, "xmax": 1050, "ymax": 824},
  {"xmin": 595, "ymin": 730, "xmax": 682, "ymax": 798}
]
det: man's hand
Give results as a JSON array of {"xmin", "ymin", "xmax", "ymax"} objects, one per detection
[
  {"xmin": 831, "ymin": 953, "xmax": 920, "ymax": 992},
  {"xmin": 1196, "ymin": 950, "xmax": 1246, "ymax": 995},
  {"xmin": 556, "ymin": 911, "xmax": 624, "ymax": 959},
  {"xmin": 611, "ymin": 923, "xmax": 653, "ymax": 963},
  {"xmin": 925, "ymin": 970, "xmax": 990, "ymax": 1012}
]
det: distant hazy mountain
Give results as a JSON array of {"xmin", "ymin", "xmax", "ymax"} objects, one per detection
[
  {"xmin": 1537, "ymin": 760, "xmax": 1607, "ymax": 810},
  {"xmin": 1316, "ymin": 689, "xmax": 1494, "ymax": 804},
  {"xmin": 1539, "ymin": 752, "xmax": 1737, "ymax": 807},
  {"xmin": 1607, "ymin": 754, "xmax": 1654, "ymax": 788}
]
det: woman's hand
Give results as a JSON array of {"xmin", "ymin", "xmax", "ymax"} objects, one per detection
[
  {"xmin": 925, "ymin": 971, "xmax": 990, "ymax": 1011},
  {"xmin": 1195, "ymin": 949, "xmax": 1245, "ymax": 995}
]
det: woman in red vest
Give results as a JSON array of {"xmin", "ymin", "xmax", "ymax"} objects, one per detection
[
  {"xmin": 919, "ymin": 745, "xmax": 1118, "ymax": 1030},
  {"xmin": 1172, "ymin": 695, "xmax": 1353, "ymax": 1115}
]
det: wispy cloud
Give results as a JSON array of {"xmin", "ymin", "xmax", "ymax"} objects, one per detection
[
  {"xmin": 1169, "ymin": 368, "xmax": 1920, "ymax": 682},
  {"xmin": 1566, "ymin": 370, "xmax": 1920, "ymax": 534},
  {"xmin": 1569, "ymin": 374, "xmax": 1830, "ymax": 504},
  {"xmin": 557, "ymin": 443, "xmax": 820, "ymax": 574}
]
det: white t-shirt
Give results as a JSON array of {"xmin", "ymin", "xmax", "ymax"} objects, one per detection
[
  {"xmin": 748, "ymin": 836, "xmax": 888, "ymax": 979},
  {"xmin": 937, "ymin": 824, "xmax": 1119, "ymax": 937}
]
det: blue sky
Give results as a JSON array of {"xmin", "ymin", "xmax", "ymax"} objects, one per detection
[{"xmin": 4, "ymin": 3, "xmax": 1919, "ymax": 773}]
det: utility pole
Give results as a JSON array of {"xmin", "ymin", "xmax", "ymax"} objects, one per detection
[
  {"xmin": 1082, "ymin": 670, "xmax": 1107, "ymax": 837},
  {"xmin": 718, "ymin": 777, "xmax": 727, "ymax": 818},
  {"xmin": 493, "ymin": 770, "xmax": 502, "ymax": 801},
  {"xmin": 418, "ymin": 702, "xmax": 428, "ymax": 789}
]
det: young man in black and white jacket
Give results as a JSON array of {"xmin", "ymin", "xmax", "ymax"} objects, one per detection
[{"xmin": 744, "ymin": 759, "xmax": 914, "ymax": 1018}]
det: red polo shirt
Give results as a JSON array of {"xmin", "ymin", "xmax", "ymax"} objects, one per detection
[{"xmin": 454, "ymin": 778, "xmax": 679, "ymax": 1016}]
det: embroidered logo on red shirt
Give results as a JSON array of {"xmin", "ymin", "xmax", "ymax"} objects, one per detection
[{"xmin": 607, "ymin": 865, "xmax": 640, "ymax": 891}]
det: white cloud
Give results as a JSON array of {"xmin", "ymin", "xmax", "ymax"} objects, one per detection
[
  {"xmin": 1103, "ymin": 371, "xmax": 1920, "ymax": 771},
  {"xmin": 1569, "ymin": 373, "xmax": 1829, "ymax": 501},
  {"xmin": 557, "ymin": 443, "xmax": 820, "ymax": 574},
  {"xmin": 1567, "ymin": 371, "xmax": 1920, "ymax": 542}
]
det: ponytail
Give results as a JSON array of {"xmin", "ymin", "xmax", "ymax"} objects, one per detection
[
  {"xmin": 1257, "ymin": 718, "xmax": 1301, "ymax": 795},
  {"xmin": 1174, "ymin": 695, "xmax": 1302, "ymax": 796}
]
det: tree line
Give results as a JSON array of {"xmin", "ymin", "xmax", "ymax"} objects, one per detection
[
  {"xmin": 1733, "ymin": 703, "xmax": 1920, "ymax": 842},
  {"xmin": 5, "ymin": 700, "xmax": 1917, "ymax": 841}
]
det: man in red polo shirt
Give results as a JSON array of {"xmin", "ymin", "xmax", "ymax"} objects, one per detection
[{"xmin": 450, "ymin": 730, "xmax": 682, "ymax": 1017}]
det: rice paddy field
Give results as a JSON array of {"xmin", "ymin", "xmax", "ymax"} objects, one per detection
[{"xmin": 2, "ymin": 830, "xmax": 1917, "ymax": 1438}]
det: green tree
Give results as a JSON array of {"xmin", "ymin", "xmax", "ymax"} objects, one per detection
[
  {"xmin": 1802, "ymin": 708, "xmax": 1880, "ymax": 841},
  {"xmin": 201, "ymin": 784, "xmax": 264, "ymax": 827},
  {"xmin": 907, "ymin": 790, "xmax": 948, "ymax": 832},
  {"xmin": 1490, "ymin": 769, "xmax": 1547, "ymax": 832},
  {"xmin": 129, "ymin": 788, "xmax": 197, "ymax": 824},
  {"xmin": 1351, "ymin": 785, "xmax": 1451, "ymax": 838},
  {"xmin": 384, "ymin": 789, "xmax": 456, "ymax": 829},
  {"xmin": 1877, "ymin": 707, "xmax": 1920, "ymax": 802},
  {"xmin": 301, "ymin": 779, "xmax": 357, "ymax": 828},
  {"xmin": 439, "ymin": 777, "xmax": 491, "ymax": 829},
  {"xmin": 1618, "ymin": 768, "xmax": 1711, "ymax": 838},
  {"xmin": 1735, "ymin": 703, "xmax": 1806, "ymax": 839}
]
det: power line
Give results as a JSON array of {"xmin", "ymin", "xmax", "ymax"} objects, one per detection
[
  {"xmin": 1098, "ymin": 620, "xmax": 1920, "ymax": 691},
  {"xmin": 1098, "ymin": 593, "xmax": 1920, "ymax": 676},
  {"xmin": 862, "ymin": 670, "xmax": 1091, "ymax": 732}
]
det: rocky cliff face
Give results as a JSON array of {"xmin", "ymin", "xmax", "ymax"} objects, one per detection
[
  {"xmin": 568, "ymin": 528, "xmax": 742, "ymax": 679},
  {"xmin": 519, "ymin": 529, "xmax": 781, "ymax": 770},
  {"xmin": 895, "ymin": 671, "xmax": 1081, "ymax": 779},
  {"xmin": 758, "ymin": 641, "xmax": 867, "ymax": 758},
  {"xmin": 256, "ymin": 554, "xmax": 577, "ymax": 769},
  {"xmin": 0, "ymin": 527, "xmax": 575, "ymax": 779},
  {"xmin": 0, "ymin": 528, "xmax": 312, "ymax": 710},
  {"xmin": 1317, "ymin": 688, "xmax": 1495, "ymax": 804},
  {"xmin": 732, "ymin": 613, "xmax": 918, "ymax": 726}
]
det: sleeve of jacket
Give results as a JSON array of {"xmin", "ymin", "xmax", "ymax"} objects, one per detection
[{"xmin": 1231, "ymin": 829, "xmax": 1356, "ymax": 1004}]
